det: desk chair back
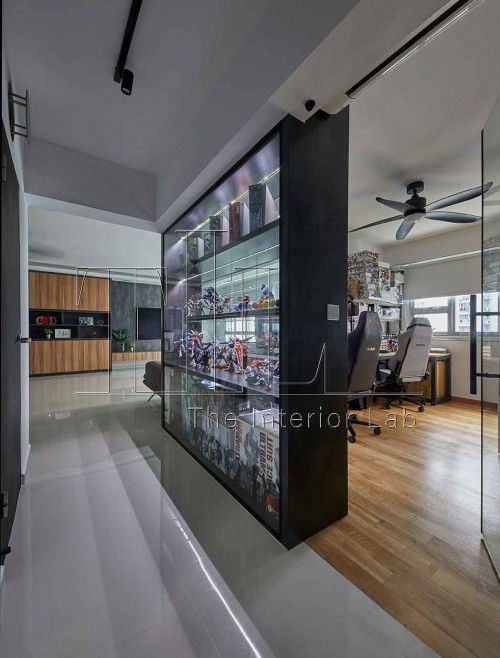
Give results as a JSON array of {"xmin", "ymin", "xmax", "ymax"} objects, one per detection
[
  {"xmin": 388, "ymin": 317, "xmax": 432, "ymax": 382},
  {"xmin": 348, "ymin": 311, "xmax": 382, "ymax": 393}
]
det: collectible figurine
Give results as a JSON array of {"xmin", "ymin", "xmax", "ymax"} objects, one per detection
[
  {"xmin": 217, "ymin": 295, "xmax": 231, "ymax": 315},
  {"xmin": 260, "ymin": 330, "xmax": 279, "ymax": 349},
  {"xmin": 200, "ymin": 286, "xmax": 231, "ymax": 315},
  {"xmin": 195, "ymin": 341, "xmax": 213, "ymax": 372},
  {"xmin": 246, "ymin": 358, "xmax": 274, "ymax": 390},
  {"xmin": 234, "ymin": 293, "xmax": 250, "ymax": 313},
  {"xmin": 186, "ymin": 294, "xmax": 203, "ymax": 317},
  {"xmin": 213, "ymin": 340, "xmax": 229, "ymax": 369},
  {"xmin": 260, "ymin": 283, "xmax": 274, "ymax": 301},
  {"xmin": 188, "ymin": 329, "xmax": 203, "ymax": 349},
  {"xmin": 234, "ymin": 338, "xmax": 244, "ymax": 373},
  {"xmin": 201, "ymin": 287, "xmax": 217, "ymax": 314},
  {"xmin": 174, "ymin": 332, "xmax": 190, "ymax": 360},
  {"xmin": 225, "ymin": 337, "xmax": 236, "ymax": 372}
]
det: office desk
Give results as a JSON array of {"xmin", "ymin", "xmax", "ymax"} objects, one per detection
[
  {"xmin": 378, "ymin": 352, "xmax": 395, "ymax": 366},
  {"xmin": 377, "ymin": 351, "xmax": 451, "ymax": 405},
  {"xmin": 405, "ymin": 352, "xmax": 451, "ymax": 404}
]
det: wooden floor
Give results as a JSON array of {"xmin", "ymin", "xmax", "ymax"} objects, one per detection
[{"xmin": 308, "ymin": 400, "xmax": 500, "ymax": 658}]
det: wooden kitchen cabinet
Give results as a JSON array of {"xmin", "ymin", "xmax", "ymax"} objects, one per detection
[
  {"xmin": 29, "ymin": 271, "xmax": 109, "ymax": 311},
  {"xmin": 30, "ymin": 339, "xmax": 109, "ymax": 375}
]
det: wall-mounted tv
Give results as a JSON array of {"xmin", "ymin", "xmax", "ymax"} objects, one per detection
[{"xmin": 137, "ymin": 307, "xmax": 161, "ymax": 340}]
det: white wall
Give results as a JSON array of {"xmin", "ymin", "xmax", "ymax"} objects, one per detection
[
  {"xmin": 25, "ymin": 138, "xmax": 156, "ymax": 222},
  {"xmin": 380, "ymin": 225, "xmax": 499, "ymax": 404},
  {"xmin": 2, "ymin": 38, "xmax": 30, "ymax": 482},
  {"xmin": 28, "ymin": 208, "xmax": 161, "ymax": 273},
  {"xmin": 432, "ymin": 337, "xmax": 499, "ymax": 403}
]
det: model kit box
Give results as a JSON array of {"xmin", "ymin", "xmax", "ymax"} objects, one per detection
[
  {"xmin": 348, "ymin": 250, "xmax": 381, "ymax": 300},
  {"xmin": 249, "ymin": 183, "xmax": 278, "ymax": 231},
  {"xmin": 228, "ymin": 202, "xmax": 250, "ymax": 241},
  {"xmin": 234, "ymin": 414, "xmax": 280, "ymax": 516}
]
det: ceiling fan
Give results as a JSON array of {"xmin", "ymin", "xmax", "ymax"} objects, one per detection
[{"xmin": 351, "ymin": 180, "xmax": 493, "ymax": 240}]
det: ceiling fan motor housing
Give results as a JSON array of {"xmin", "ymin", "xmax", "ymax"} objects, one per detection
[{"xmin": 407, "ymin": 180, "xmax": 424, "ymax": 196}]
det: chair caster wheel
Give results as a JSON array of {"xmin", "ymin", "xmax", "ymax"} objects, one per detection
[
  {"xmin": 385, "ymin": 402, "xmax": 392, "ymax": 410},
  {"xmin": 373, "ymin": 427, "xmax": 381, "ymax": 435},
  {"xmin": 418, "ymin": 405, "xmax": 424, "ymax": 412},
  {"xmin": 348, "ymin": 436, "xmax": 356, "ymax": 443}
]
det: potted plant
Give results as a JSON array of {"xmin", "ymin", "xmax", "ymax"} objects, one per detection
[
  {"xmin": 112, "ymin": 329, "xmax": 130, "ymax": 352},
  {"xmin": 43, "ymin": 327, "xmax": 54, "ymax": 340}
]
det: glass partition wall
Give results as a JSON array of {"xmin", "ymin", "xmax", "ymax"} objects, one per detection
[
  {"xmin": 162, "ymin": 133, "xmax": 281, "ymax": 531},
  {"xmin": 481, "ymin": 92, "xmax": 500, "ymax": 579}
]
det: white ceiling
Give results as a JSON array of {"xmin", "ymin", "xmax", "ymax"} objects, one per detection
[
  {"xmin": 2, "ymin": 0, "xmax": 359, "ymax": 177},
  {"xmin": 347, "ymin": 0, "xmax": 500, "ymax": 246},
  {"xmin": 3, "ymin": 0, "xmax": 266, "ymax": 174},
  {"xmin": 4, "ymin": 0, "xmax": 499, "ymax": 251}
]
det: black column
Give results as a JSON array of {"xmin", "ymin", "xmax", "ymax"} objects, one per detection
[{"xmin": 280, "ymin": 108, "xmax": 349, "ymax": 547}]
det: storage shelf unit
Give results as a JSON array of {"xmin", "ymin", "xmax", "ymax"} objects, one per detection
[
  {"xmin": 162, "ymin": 110, "xmax": 349, "ymax": 548},
  {"xmin": 29, "ymin": 271, "xmax": 110, "ymax": 375}
]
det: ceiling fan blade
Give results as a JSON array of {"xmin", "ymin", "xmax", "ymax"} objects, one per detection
[
  {"xmin": 484, "ymin": 183, "xmax": 499, "ymax": 198},
  {"xmin": 376, "ymin": 197, "xmax": 413, "ymax": 213},
  {"xmin": 426, "ymin": 182, "xmax": 493, "ymax": 212},
  {"xmin": 426, "ymin": 211, "xmax": 480, "ymax": 223},
  {"xmin": 349, "ymin": 214, "xmax": 403, "ymax": 233},
  {"xmin": 396, "ymin": 217, "xmax": 416, "ymax": 240}
]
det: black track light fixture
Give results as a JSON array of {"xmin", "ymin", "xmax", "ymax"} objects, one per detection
[
  {"xmin": 120, "ymin": 69, "xmax": 134, "ymax": 96},
  {"xmin": 114, "ymin": 0, "xmax": 142, "ymax": 96}
]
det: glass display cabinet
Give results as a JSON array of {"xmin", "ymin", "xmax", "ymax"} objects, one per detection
[{"xmin": 162, "ymin": 110, "xmax": 349, "ymax": 547}]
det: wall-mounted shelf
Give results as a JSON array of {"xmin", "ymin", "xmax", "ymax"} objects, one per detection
[
  {"xmin": 355, "ymin": 298, "xmax": 402, "ymax": 307},
  {"xmin": 29, "ymin": 271, "xmax": 111, "ymax": 375}
]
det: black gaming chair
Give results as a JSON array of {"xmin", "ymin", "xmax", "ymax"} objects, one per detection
[{"xmin": 348, "ymin": 311, "xmax": 383, "ymax": 443}]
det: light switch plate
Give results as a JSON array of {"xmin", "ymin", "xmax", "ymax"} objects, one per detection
[{"xmin": 327, "ymin": 304, "xmax": 340, "ymax": 321}]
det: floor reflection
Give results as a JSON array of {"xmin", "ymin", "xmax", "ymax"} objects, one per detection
[{"xmin": 1, "ymin": 368, "xmax": 436, "ymax": 658}]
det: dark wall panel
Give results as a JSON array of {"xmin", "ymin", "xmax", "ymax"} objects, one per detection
[
  {"xmin": 280, "ymin": 109, "xmax": 349, "ymax": 547},
  {"xmin": 111, "ymin": 280, "xmax": 161, "ymax": 352}
]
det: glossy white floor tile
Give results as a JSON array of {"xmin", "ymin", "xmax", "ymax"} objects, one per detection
[
  {"xmin": 1, "ymin": 372, "xmax": 272, "ymax": 658},
  {"xmin": 1, "ymin": 369, "xmax": 436, "ymax": 658}
]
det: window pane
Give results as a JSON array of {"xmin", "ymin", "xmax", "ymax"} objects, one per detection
[
  {"xmin": 455, "ymin": 295, "xmax": 470, "ymax": 333},
  {"xmin": 413, "ymin": 296, "xmax": 448, "ymax": 309},
  {"xmin": 481, "ymin": 293, "xmax": 499, "ymax": 334},
  {"xmin": 415, "ymin": 313, "xmax": 448, "ymax": 333}
]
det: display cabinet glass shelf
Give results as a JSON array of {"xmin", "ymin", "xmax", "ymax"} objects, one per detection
[{"xmin": 162, "ymin": 111, "xmax": 349, "ymax": 547}]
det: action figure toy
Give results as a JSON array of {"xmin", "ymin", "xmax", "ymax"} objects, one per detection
[{"xmin": 234, "ymin": 293, "xmax": 251, "ymax": 313}]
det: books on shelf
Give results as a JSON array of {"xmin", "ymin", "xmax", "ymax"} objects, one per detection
[
  {"xmin": 203, "ymin": 215, "xmax": 224, "ymax": 258},
  {"xmin": 348, "ymin": 250, "xmax": 380, "ymax": 299},
  {"xmin": 348, "ymin": 251, "xmax": 404, "ymax": 305},
  {"xmin": 249, "ymin": 183, "xmax": 278, "ymax": 232},
  {"xmin": 229, "ymin": 201, "xmax": 249, "ymax": 241},
  {"xmin": 188, "ymin": 235, "xmax": 204, "ymax": 262},
  {"xmin": 220, "ymin": 210, "xmax": 230, "ymax": 247}
]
